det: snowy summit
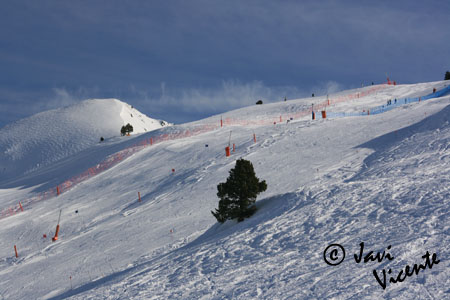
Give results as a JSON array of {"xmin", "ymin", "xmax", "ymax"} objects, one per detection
[{"xmin": 0, "ymin": 99, "xmax": 169, "ymax": 181}]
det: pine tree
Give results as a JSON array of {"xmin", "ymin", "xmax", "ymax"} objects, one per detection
[
  {"xmin": 120, "ymin": 123, "xmax": 134, "ymax": 136},
  {"xmin": 125, "ymin": 123, "xmax": 133, "ymax": 134},
  {"xmin": 212, "ymin": 159, "xmax": 267, "ymax": 223},
  {"xmin": 445, "ymin": 71, "xmax": 450, "ymax": 80}
]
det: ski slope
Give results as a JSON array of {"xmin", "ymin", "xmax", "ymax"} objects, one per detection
[
  {"xmin": 0, "ymin": 81, "xmax": 449, "ymax": 299},
  {"xmin": 0, "ymin": 99, "xmax": 169, "ymax": 183}
]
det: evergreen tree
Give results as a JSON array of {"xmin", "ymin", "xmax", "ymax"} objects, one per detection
[
  {"xmin": 120, "ymin": 123, "xmax": 134, "ymax": 136},
  {"xmin": 212, "ymin": 159, "xmax": 267, "ymax": 223},
  {"xmin": 125, "ymin": 123, "xmax": 133, "ymax": 134},
  {"xmin": 445, "ymin": 71, "xmax": 450, "ymax": 80}
]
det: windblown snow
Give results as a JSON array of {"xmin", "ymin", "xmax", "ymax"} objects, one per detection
[
  {"xmin": 0, "ymin": 81, "xmax": 449, "ymax": 300},
  {"xmin": 0, "ymin": 99, "xmax": 169, "ymax": 181}
]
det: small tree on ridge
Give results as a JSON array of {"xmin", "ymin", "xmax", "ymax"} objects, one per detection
[{"xmin": 121, "ymin": 123, "xmax": 133, "ymax": 136}]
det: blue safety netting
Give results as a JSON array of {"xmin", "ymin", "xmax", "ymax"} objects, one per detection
[{"xmin": 317, "ymin": 85, "xmax": 450, "ymax": 119}]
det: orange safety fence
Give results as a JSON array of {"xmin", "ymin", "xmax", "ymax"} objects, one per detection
[
  {"xmin": 222, "ymin": 85, "xmax": 387, "ymax": 126},
  {"xmin": 0, "ymin": 123, "xmax": 219, "ymax": 220},
  {"xmin": 0, "ymin": 85, "xmax": 387, "ymax": 220}
]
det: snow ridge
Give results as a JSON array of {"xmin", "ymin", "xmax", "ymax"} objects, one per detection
[{"xmin": 0, "ymin": 99, "xmax": 168, "ymax": 182}]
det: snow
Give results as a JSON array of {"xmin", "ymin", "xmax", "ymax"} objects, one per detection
[
  {"xmin": 0, "ymin": 81, "xmax": 449, "ymax": 299},
  {"xmin": 0, "ymin": 99, "xmax": 169, "ymax": 182}
]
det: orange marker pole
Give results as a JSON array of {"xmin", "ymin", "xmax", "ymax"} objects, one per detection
[
  {"xmin": 57, "ymin": 186, "xmax": 60, "ymax": 196},
  {"xmin": 14, "ymin": 245, "xmax": 18, "ymax": 258},
  {"xmin": 52, "ymin": 209, "xmax": 62, "ymax": 242},
  {"xmin": 150, "ymin": 138, "xmax": 153, "ymax": 145},
  {"xmin": 19, "ymin": 201, "xmax": 23, "ymax": 212},
  {"xmin": 233, "ymin": 143, "xmax": 235, "ymax": 152},
  {"xmin": 52, "ymin": 225, "xmax": 60, "ymax": 242}
]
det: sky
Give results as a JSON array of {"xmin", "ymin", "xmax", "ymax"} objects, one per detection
[{"xmin": 1, "ymin": 0, "xmax": 449, "ymax": 127}]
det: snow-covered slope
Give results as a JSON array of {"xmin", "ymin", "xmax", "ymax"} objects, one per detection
[
  {"xmin": 0, "ymin": 81, "xmax": 448, "ymax": 300},
  {"xmin": 0, "ymin": 99, "xmax": 169, "ymax": 182}
]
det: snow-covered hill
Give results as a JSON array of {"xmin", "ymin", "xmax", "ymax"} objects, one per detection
[
  {"xmin": 0, "ymin": 99, "xmax": 169, "ymax": 182},
  {"xmin": 0, "ymin": 81, "xmax": 448, "ymax": 299}
]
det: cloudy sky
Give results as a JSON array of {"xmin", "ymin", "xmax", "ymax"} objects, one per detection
[{"xmin": 1, "ymin": 0, "xmax": 449, "ymax": 127}]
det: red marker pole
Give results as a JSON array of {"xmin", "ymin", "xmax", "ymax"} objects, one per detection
[
  {"xmin": 52, "ymin": 225, "xmax": 60, "ymax": 242},
  {"xmin": 14, "ymin": 245, "xmax": 18, "ymax": 258},
  {"xmin": 52, "ymin": 209, "xmax": 62, "ymax": 242},
  {"xmin": 138, "ymin": 192, "xmax": 141, "ymax": 203},
  {"xmin": 19, "ymin": 202, "xmax": 23, "ymax": 212}
]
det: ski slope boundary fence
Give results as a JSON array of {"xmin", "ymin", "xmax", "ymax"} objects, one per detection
[
  {"xmin": 1, "ymin": 83, "xmax": 448, "ymax": 220},
  {"xmin": 220, "ymin": 85, "xmax": 388, "ymax": 126},
  {"xmin": 323, "ymin": 85, "xmax": 450, "ymax": 119},
  {"xmin": 0, "ymin": 124, "xmax": 218, "ymax": 220}
]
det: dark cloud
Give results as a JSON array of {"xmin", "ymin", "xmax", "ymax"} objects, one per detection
[{"xmin": 1, "ymin": 0, "xmax": 449, "ymax": 127}]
